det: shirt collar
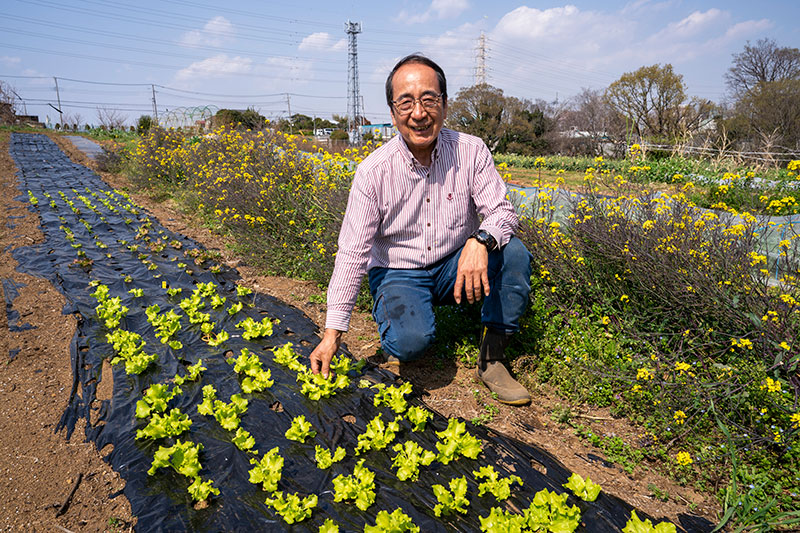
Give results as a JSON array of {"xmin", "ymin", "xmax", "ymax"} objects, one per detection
[{"xmin": 396, "ymin": 129, "xmax": 449, "ymax": 169}]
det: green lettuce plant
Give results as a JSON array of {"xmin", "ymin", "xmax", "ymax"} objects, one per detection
[
  {"xmin": 173, "ymin": 359, "xmax": 206, "ymax": 385},
  {"xmin": 473, "ymin": 465, "xmax": 523, "ymax": 501},
  {"xmin": 355, "ymin": 415, "xmax": 400, "ymax": 455},
  {"xmin": 391, "ymin": 440, "xmax": 435, "ymax": 482},
  {"xmin": 432, "ymin": 476, "xmax": 470, "ymax": 517},
  {"xmin": 296, "ymin": 368, "xmax": 350, "ymax": 401},
  {"xmin": 236, "ymin": 316, "xmax": 276, "ymax": 340},
  {"xmin": 373, "ymin": 382, "xmax": 413, "ymax": 414},
  {"xmin": 315, "ymin": 445, "xmax": 346, "ymax": 469},
  {"xmin": 135, "ymin": 383, "xmax": 181, "ymax": 419},
  {"xmin": 228, "ymin": 347, "xmax": 274, "ymax": 393},
  {"xmin": 148, "ymin": 439, "xmax": 203, "ymax": 478},
  {"xmin": 197, "ymin": 385, "xmax": 248, "ymax": 430},
  {"xmin": 273, "ymin": 342, "xmax": 305, "ymax": 372},
  {"xmin": 435, "ymin": 418, "xmax": 482, "ymax": 464},
  {"xmin": 232, "ymin": 428, "xmax": 257, "ymax": 452},
  {"xmin": 332, "ymin": 459, "xmax": 375, "ymax": 511},
  {"xmin": 136, "ymin": 408, "xmax": 192, "ymax": 440},
  {"xmin": 523, "ymin": 489, "xmax": 581, "ymax": 533},
  {"xmin": 285, "ymin": 414, "xmax": 317, "ymax": 442},
  {"xmin": 479, "ymin": 507, "xmax": 526, "ymax": 532},
  {"xmin": 248, "ymin": 447, "xmax": 284, "ymax": 492},
  {"xmin": 188, "ymin": 476, "xmax": 220, "ymax": 502},
  {"xmin": 405, "ymin": 406, "xmax": 433, "ymax": 432},
  {"xmin": 365, "ymin": 509, "xmax": 420, "ymax": 533},
  {"xmin": 622, "ymin": 511, "xmax": 677, "ymax": 533},
  {"xmin": 264, "ymin": 491, "xmax": 318, "ymax": 524},
  {"xmin": 563, "ymin": 472, "xmax": 602, "ymax": 502}
]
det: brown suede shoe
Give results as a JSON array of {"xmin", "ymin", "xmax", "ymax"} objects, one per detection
[
  {"xmin": 477, "ymin": 361, "xmax": 531, "ymax": 406},
  {"xmin": 477, "ymin": 327, "xmax": 531, "ymax": 406},
  {"xmin": 379, "ymin": 354, "xmax": 401, "ymax": 376}
]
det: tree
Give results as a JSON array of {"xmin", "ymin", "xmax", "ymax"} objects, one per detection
[
  {"xmin": 446, "ymin": 84, "xmax": 508, "ymax": 151},
  {"xmin": 604, "ymin": 64, "xmax": 712, "ymax": 141},
  {"xmin": 446, "ymin": 84, "xmax": 554, "ymax": 154},
  {"xmin": 214, "ymin": 108, "xmax": 266, "ymax": 130},
  {"xmin": 0, "ymin": 80, "xmax": 19, "ymax": 124},
  {"xmin": 137, "ymin": 115, "xmax": 154, "ymax": 135},
  {"xmin": 501, "ymin": 98, "xmax": 551, "ymax": 154},
  {"xmin": 331, "ymin": 114, "xmax": 349, "ymax": 129},
  {"xmin": 725, "ymin": 79, "xmax": 800, "ymax": 150},
  {"xmin": 62, "ymin": 111, "xmax": 84, "ymax": 130},
  {"xmin": 559, "ymin": 88, "xmax": 620, "ymax": 153},
  {"xmin": 725, "ymin": 38, "xmax": 800, "ymax": 98},
  {"xmin": 96, "ymin": 106, "xmax": 127, "ymax": 130},
  {"xmin": 605, "ymin": 64, "xmax": 685, "ymax": 140}
]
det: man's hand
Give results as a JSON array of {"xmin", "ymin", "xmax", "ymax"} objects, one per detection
[
  {"xmin": 309, "ymin": 328, "xmax": 343, "ymax": 378},
  {"xmin": 454, "ymin": 238, "xmax": 490, "ymax": 304}
]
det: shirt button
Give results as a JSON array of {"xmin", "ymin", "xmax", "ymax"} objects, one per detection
[
  {"xmin": 426, "ymin": 222, "xmax": 431, "ymax": 227},
  {"xmin": 426, "ymin": 198, "xmax": 430, "ymax": 203},
  {"xmin": 427, "ymin": 246, "xmax": 431, "ymax": 251}
]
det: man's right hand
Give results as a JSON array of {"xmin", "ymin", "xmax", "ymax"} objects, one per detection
[{"xmin": 309, "ymin": 328, "xmax": 343, "ymax": 378}]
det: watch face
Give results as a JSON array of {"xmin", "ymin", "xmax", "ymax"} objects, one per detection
[{"xmin": 473, "ymin": 230, "xmax": 496, "ymax": 250}]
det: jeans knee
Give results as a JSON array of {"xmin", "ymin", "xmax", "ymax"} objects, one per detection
[
  {"xmin": 502, "ymin": 238, "xmax": 533, "ymax": 275},
  {"xmin": 386, "ymin": 330, "xmax": 434, "ymax": 362}
]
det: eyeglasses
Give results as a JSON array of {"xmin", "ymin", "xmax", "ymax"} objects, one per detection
[{"xmin": 391, "ymin": 93, "xmax": 443, "ymax": 115}]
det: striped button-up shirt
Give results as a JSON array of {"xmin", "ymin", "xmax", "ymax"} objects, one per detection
[{"xmin": 325, "ymin": 128, "xmax": 518, "ymax": 331}]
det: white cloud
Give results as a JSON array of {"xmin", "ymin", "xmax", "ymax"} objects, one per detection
[
  {"xmin": 650, "ymin": 9, "xmax": 726, "ymax": 41},
  {"xmin": 298, "ymin": 32, "xmax": 346, "ymax": 52},
  {"xmin": 621, "ymin": 0, "xmax": 678, "ymax": 15},
  {"xmin": 494, "ymin": 5, "xmax": 624, "ymax": 43},
  {"xmin": 175, "ymin": 54, "xmax": 252, "ymax": 81},
  {"xmin": 397, "ymin": 0, "xmax": 470, "ymax": 24},
  {"xmin": 719, "ymin": 18, "xmax": 773, "ymax": 41},
  {"xmin": 0, "ymin": 56, "xmax": 21, "ymax": 67},
  {"xmin": 265, "ymin": 56, "xmax": 314, "ymax": 78},
  {"xmin": 180, "ymin": 16, "xmax": 235, "ymax": 47}
]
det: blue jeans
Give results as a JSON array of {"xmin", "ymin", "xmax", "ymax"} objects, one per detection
[{"xmin": 367, "ymin": 237, "xmax": 533, "ymax": 362}]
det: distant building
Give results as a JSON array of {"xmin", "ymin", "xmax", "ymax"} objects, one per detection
[
  {"xmin": 0, "ymin": 102, "xmax": 44, "ymax": 128},
  {"xmin": 359, "ymin": 123, "xmax": 396, "ymax": 140}
]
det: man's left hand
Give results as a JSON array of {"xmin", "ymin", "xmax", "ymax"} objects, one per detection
[{"xmin": 454, "ymin": 238, "xmax": 490, "ymax": 304}]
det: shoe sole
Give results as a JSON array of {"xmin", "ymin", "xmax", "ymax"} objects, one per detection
[
  {"xmin": 495, "ymin": 396, "xmax": 531, "ymax": 406},
  {"xmin": 477, "ymin": 370, "xmax": 531, "ymax": 406}
]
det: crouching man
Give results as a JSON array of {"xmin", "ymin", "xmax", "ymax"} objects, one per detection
[{"xmin": 309, "ymin": 54, "xmax": 532, "ymax": 406}]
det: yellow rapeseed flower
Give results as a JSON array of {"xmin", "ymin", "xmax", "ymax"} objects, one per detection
[{"xmin": 676, "ymin": 452, "xmax": 692, "ymax": 466}]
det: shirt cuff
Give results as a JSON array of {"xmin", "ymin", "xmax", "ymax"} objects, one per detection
[
  {"xmin": 325, "ymin": 309, "xmax": 351, "ymax": 332},
  {"xmin": 481, "ymin": 225, "xmax": 505, "ymax": 249}
]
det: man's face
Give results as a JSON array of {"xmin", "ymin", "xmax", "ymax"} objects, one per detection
[{"xmin": 389, "ymin": 63, "xmax": 447, "ymax": 161}]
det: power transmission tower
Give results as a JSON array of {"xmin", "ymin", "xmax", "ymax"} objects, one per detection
[
  {"xmin": 474, "ymin": 32, "xmax": 487, "ymax": 86},
  {"xmin": 345, "ymin": 20, "xmax": 363, "ymax": 143}
]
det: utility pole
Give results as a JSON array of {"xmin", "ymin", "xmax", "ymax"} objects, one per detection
[
  {"xmin": 151, "ymin": 84, "xmax": 159, "ymax": 124},
  {"xmin": 345, "ymin": 20, "xmax": 363, "ymax": 144},
  {"xmin": 53, "ymin": 76, "xmax": 63, "ymax": 127},
  {"xmin": 474, "ymin": 32, "xmax": 487, "ymax": 86},
  {"xmin": 11, "ymin": 89, "xmax": 27, "ymax": 115},
  {"xmin": 286, "ymin": 93, "xmax": 292, "ymax": 133}
]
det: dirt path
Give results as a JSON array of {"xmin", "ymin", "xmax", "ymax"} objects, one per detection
[
  {"xmin": 0, "ymin": 130, "xmax": 133, "ymax": 532},
  {"xmin": 0, "ymin": 131, "xmax": 721, "ymax": 531}
]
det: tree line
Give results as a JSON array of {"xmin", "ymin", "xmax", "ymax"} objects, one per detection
[{"xmin": 446, "ymin": 38, "xmax": 800, "ymax": 159}]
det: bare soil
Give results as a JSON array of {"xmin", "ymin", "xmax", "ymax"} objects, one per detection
[{"xmin": 0, "ymin": 131, "xmax": 721, "ymax": 531}]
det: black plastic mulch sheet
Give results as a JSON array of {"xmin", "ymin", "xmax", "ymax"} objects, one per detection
[
  {"xmin": 7, "ymin": 133, "xmax": 712, "ymax": 532},
  {"xmin": 2, "ymin": 278, "xmax": 36, "ymax": 334}
]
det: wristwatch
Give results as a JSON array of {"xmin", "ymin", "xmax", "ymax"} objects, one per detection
[{"xmin": 470, "ymin": 229, "xmax": 498, "ymax": 252}]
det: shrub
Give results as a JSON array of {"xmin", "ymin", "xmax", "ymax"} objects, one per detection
[
  {"xmin": 514, "ymin": 166, "xmax": 800, "ymax": 520},
  {"xmin": 128, "ymin": 125, "xmax": 376, "ymax": 285}
]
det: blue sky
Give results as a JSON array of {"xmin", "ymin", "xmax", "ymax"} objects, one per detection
[{"xmin": 1, "ymin": 0, "xmax": 797, "ymax": 127}]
